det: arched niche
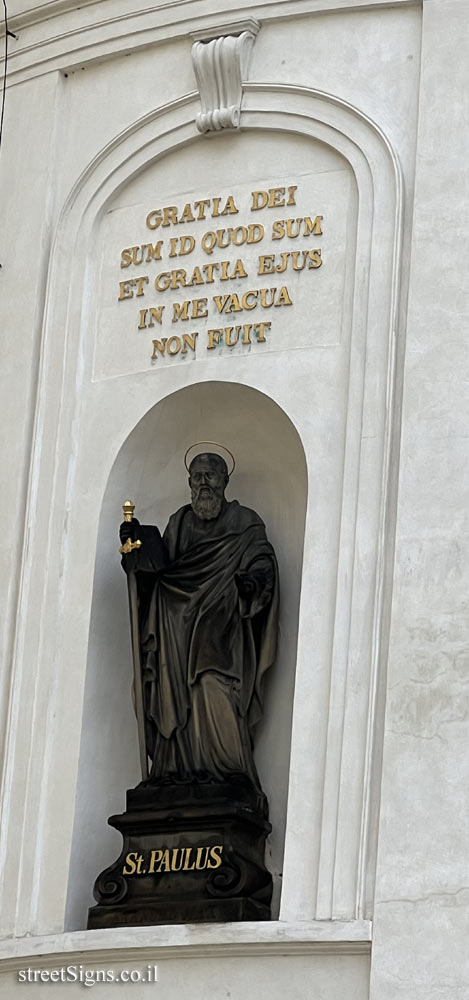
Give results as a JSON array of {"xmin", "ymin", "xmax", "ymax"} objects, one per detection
[
  {"xmin": 65, "ymin": 380, "xmax": 307, "ymax": 930},
  {"xmin": 3, "ymin": 85, "xmax": 404, "ymax": 938}
]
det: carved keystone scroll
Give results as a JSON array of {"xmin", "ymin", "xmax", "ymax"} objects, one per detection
[{"xmin": 191, "ymin": 19, "xmax": 260, "ymax": 134}]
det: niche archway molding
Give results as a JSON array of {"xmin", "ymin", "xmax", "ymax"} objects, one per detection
[{"xmin": 0, "ymin": 84, "xmax": 403, "ymax": 939}]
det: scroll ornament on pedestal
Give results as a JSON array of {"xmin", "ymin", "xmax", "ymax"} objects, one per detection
[{"xmin": 191, "ymin": 20, "xmax": 260, "ymax": 134}]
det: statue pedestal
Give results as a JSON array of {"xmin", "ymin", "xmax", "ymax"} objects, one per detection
[{"xmin": 87, "ymin": 781, "xmax": 272, "ymax": 928}]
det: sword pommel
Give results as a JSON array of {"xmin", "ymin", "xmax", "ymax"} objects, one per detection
[{"xmin": 123, "ymin": 499, "xmax": 135, "ymax": 522}]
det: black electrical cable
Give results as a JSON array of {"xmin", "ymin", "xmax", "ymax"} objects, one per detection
[
  {"xmin": 0, "ymin": 0, "xmax": 15, "ymax": 156},
  {"xmin": 0, "ymin": 0, "xmax": 8, "ymax": 155}
]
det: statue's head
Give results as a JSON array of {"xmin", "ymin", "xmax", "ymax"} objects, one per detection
[{"xmin": 188, "ymin": 452, "xmax": 228, "ymax": 521}]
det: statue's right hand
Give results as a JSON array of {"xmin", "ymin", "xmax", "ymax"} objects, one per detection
[{"xmin": 119, "ymin": 518, "xmax": 140, "ymax": 545}]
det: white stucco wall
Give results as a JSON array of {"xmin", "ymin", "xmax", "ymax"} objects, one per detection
[{"xmin": 0, "ymin": 1, "xmax": 467, "ymax": 997}]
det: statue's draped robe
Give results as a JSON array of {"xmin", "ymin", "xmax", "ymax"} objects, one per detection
[{"xmin": 136, "ymin": 500, "xmax": 278, "ymax": 783}]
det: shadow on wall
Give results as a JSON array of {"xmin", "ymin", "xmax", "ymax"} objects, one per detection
[{"xmin": 65, "ymin": 380, "xmax": 308, "ymax": 930}]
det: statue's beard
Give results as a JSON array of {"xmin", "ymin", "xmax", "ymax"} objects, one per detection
[{"xmin": 191, "ymin": 488, "xmax": 224, "ymax": 521}]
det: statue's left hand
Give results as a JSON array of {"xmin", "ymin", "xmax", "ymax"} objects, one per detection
[
  {"xmin": 234, "ymin": 571, "xmax": 257, "ymax": 600},
  {"xmin": 119, "ymin": 517, "xmax": 140, "ymax": 546}
]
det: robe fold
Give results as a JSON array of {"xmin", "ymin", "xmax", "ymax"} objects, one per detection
[{"xmin": 135, "ymin": 500, "xmax": 278, "ymax": 783}]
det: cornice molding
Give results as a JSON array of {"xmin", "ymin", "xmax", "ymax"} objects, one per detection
[
  {"xmin": 190, "ymin": 17, "xmax": 261, "ymax": 42},
  {"xmin": 2, "ymin": 1, "xmax": 421, "ymax": 89},
  {"xmin": 0, "ymin": 920, "xmax": 372, "ymax": 969}
]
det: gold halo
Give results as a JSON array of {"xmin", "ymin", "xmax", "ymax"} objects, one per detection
[{"xmin": 184, "ymin": 442, "xmax": 236, "ymax": 477}]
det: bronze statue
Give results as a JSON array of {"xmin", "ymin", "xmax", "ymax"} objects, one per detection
[
  {"xmin": 119, "ymin": 449, "xmax": 279, "ymax": 789},
  {"xmin": 88, "ymin": 447, "xmax": 279, "ymax": 928}
]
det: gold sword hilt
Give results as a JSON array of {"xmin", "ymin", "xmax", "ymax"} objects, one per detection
[{"xmin": 119, "ymin": 499, "xmax": 143, "ymax": 554}]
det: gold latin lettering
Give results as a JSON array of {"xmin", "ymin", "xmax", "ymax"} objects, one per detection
[
  {"xmin": 146, "ymin": 197, "xmax": 238, "ymax": 229},
  {"xmin": 241, "ymin": 290, "xmax": 258, "ymax": 310},
  {"xmin": 171, "ymin": 849, "xmax": 184, "ymax": 872},
  {"xmin": 162, "ymin": 206, "xmax": 178, "ymax": 227},
  {"xmin": 201, "ymin": 231, "xmax": 217, "ymax": 254},
  {"xmin": 271, "ymin": 216, "xmax": 322, "ymax": 240},
  {"xmin": 155, "ymin": 272, "xmax": 171, "ymax": 292},
  {"xmin": 254, "ymin": 321, "xmax": 270, "ymax": 342},
  {"xmin": 145, "ymin": 242, "xmax": 163, "ymax": 262},
  {"xmin": 272, "ymin": 220, "xmax": 285, "ymax": 240},
  {"xmin": 275, "ymin": 286, "xmax": 293, "ymax": 307},
  {"xmin": 122, "ymin": 245, "xmax": 161, "ymax": 267},
  {"xmin": 304, "ymin": 215, "xmax": 323, "ymax": 236},
  {"xmin": 247, "ymin": 224, "xmax": 264, "ymax": 245},
  {"xmin": 148, "ymin": 850, "xmax": 163, "ymax": 873},
  {"xmin": 118, "ymin": 276, "xmax": 149, "ymax": 301},
  {"xmin": 146, "ymin": 209, "xmax": 161, "ymax": 230},
  {"xmin": 232, "ymin": 226, "xmax": 247, "ymax": 246},
  {"xmin": 268, "ymin": 187, "xmax": 286, "ymax": 207},
  {"xmin": 156, "ymin": 849, "xmax": 171, "ymax": 872},
  {"xmin": 179, "ymin": 235, "xmax": 196, "ymax": 256},
  {"xmin": 205, "ymin": 323, "xmax": 269, "ymax": 348},
  {"xmin": 146, "ymin": 306, "xmax": 165, "ymax": 326},
  {"xmin": 251, "ymin": 187, "xmax": 296, "ymax": 210},
  {"xmin": 258, "ymin": 250, "xmax": 322, "ymax": 274},
  {"xmin": 202, "ymin": 262, "xmax": 216, "ymax": 283},
  {"xmin": 260, "ymin": 288, "xmax": 275, "ymax": 307},
  {"xmin": 118, "ymin": 280, "xmax": 133, "ymax": 300},
  {"xmin": 213, "ymin": 286, "xmax": 291, "ymax": 314},
  {"xmin": 212, "ymin": 293, "xmax": 231, "ymax": 314},
  {"xmin": 201, "ymin": 226, "xmax": 262, "ymax": 255},
  {"xmin": 120, "ymin": 248, "xmax": 134, "ymax": 268},
  {"xmin": 207, "ymin": 845, "xmax": 223, "ymax": 869},
  {"xmin": 231, "ymin": 258, "xmax": 248, "ymax": 278},
  {"xmin": 212, "ymin": 292, "xmax": 241, "ymax": 314},
  {"xmin": 195, "ymin": 847, "xmax": 210, "ymax": 870},
  {"xmin": 207, "ymin": 329, "xmax": 223, "ymax": 349},
  {"xmin": 275, "ymin": 251, "xmax": 290, "ymax": 273},
  {"xmin": 258, "ymin": 254, "xmax": 275, "ymax": 275},
  {"xmin": 172, "ymin": 300, "xmax": 189, "ymax": 322},
  {"xmin": 251, "ymin": 190, "xmax": 268, "ymax": 211},
  {"xmin": 220, "ymin": 195, "xmax": 238, "ymax": 216},
  {"xmin": 291, "ymin": 251, "xmax": 307, "ymax": 271},
  {"xmin": 192, "ymin": 297, "xmax": 208, "ymax": 319},
  {"xmin": 183, "ymin": 847, "xmax": 196, "ymax": 871},
  {"xmin": 308, "ymin": 249, "xmax": 322, "ymax": 268},
  {"xmin": 172, "ymin": 298, "xmax": 207, "ymax": 322},
  {"xmin": 216, "ymin": 229, "xmax": 231, "ymax": 249},
  {"xmin": 191, "ymin": 267, "xmax": 205, "ymax": 286},
  {"xmin": 135, "ymin": 276, "xmax": 149, "ymax": 297},
  {"xmin": 171, "ymin": 269, "xmax": 188, "ymax": 290},
  {"xmin": 169, "ymin": 235, "xmax": 196, "ymax": 258},
  {"xmin": 166, "ymin": 336, "xmax": 181, "ymax": 356},
  {"xmin": 151, "ymin": 338, "xmax": 167, "ymax": 359},
  {"xmin": 122, "ymin": 852, "xmax": 138, "ymax": 875},
  {"xmin": 179, "ymin": 203, "xmax": 196, "ymax": 225},
  {"xmin": 286, "ymin": 218, "xmax": 302, "ymax": 238},
  {"xmin": 225, "ymin": 326, "xmax": 240, "ymax": 347},
  {"xmin": 140, "ymin": 844, "xmax": 227, "ymax": 871},
  {"xmin": 138, "ymin": 309, "xmax": 147, "ymax": 329},
  {"xmin": 194, "ymin": 199, "xmax": 211, "ymax": 220},
  {"xmin": 181, "ymin": 332, "xmax": 198, "ymax": 353}
]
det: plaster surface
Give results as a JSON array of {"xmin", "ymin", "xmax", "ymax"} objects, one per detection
[
  {"xmin": 0, "ymin": 953, "xmax": 370, "ymax": 1000},
  {"xmin": 370, "ymin": 1, "xmax": 469, "ymax": 997},
  {"xmin": 3, "ymin": 0, "xmax": 467, "ymax": 998}
]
